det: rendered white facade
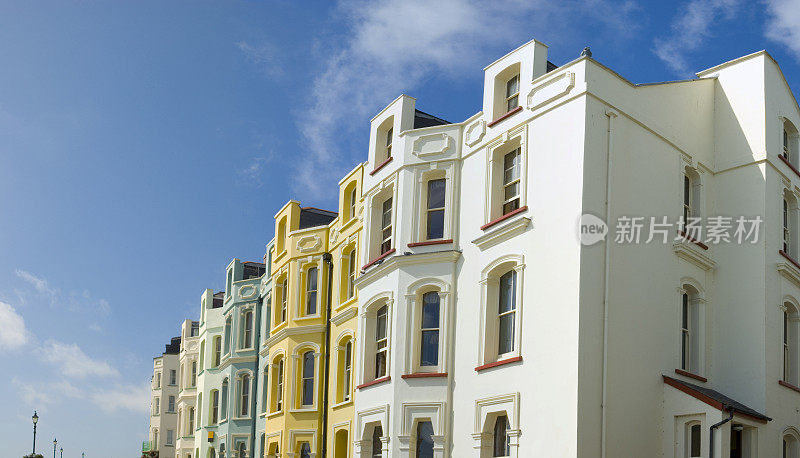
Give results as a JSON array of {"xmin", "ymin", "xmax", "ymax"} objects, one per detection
[
  {"xmin": 176, "ymin": 319, "xmax": 200, "ymax": 458},
  {"xmin": 148, "ymin": 336, "xmax": 181, "ymax": 458},
  {"xmin": 353, "ymin": 39, "xmax": 800, "ymax": 457}
]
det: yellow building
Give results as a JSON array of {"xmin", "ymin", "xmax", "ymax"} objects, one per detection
[{"xmin": 260, "ymin": 163, "xmax": 363, "ymax": 458}]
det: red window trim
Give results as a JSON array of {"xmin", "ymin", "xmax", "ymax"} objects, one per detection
[
  {"xmin": 780, "ymin": 380, "xmax": 800, "ymax": 394},
  {"xmin": 677, "ymin": 230, "xmax": 709, "ymax": 250},
  {"xmin": 487, "ymin": 106, "xmax": 523, "ymax": 128},
  {"xmin": 780, "ymin": 250, "xmax": 800, "ymax": 271},
  {"xmin": 779, "ymin": 154, "xmax": 800, "ymax": 179},
  {"xmin": 369, "ymin": 156, "xmax": 394, "ymax": 176},
  {"xmin": 401, "ymin": 372, "xmax": 448, "ymax": 379},
  {"xmin": 356, "ymin": 376, "xmax": 391, "ymax": 390},
  {"xmin": 362, "ymin": 248, "xmax": 396, "ymax": 271},
  {"xmin": 475, "ymin": 356, "xmax": 522, "ymax": 372},
  {"xmin": 674, "ymin": 368, "xmax": 707, "ymax": 383},
  {"xmin": 480, "ymin": 206, "xmax": 528, "ymax": 231},
  {"xmin": 407, "ymin": 239, "xmax": 453, "ymax": 248}
]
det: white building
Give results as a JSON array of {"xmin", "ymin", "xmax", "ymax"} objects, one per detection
[
  {"xmin": 176, "ymin": 320, "xmax": 200, "ymax": 458},
  {"xmin": 353, "ymin": 38, "xmax": 800, "ymax": 457},
  {"xmin": 148, "ymin": 336, "xmax": 182, "ymax": 458}
]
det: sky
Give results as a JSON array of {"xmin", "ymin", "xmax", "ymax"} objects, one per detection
[{"xmin": 1, "ymin": 0, "xmax": 799, "ymax": 456}]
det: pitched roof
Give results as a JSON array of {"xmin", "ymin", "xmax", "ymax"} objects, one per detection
[
  {"xmin": 663, "ymin": 375, "xmax": 771, "ymax": 423},
  {"xmin": 299, "ymin": 207, "xmax": 337, "ymax": 229},
  {"xmin": 413, "ymin": 109, "xmax": 450, "ymax": 129}
]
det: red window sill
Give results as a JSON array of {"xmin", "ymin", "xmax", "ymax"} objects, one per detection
[
  {"xmin": 480, "ymin": 206, "xmax": 528, "ymax": 231},
  {"xmin": 357, "ymin": 376, "xmax": 391, "ymax": 390},
  {"xmin": 677, "ymin": 230, "xmax": 709, "ymax": 250},
  {"xmin": 780, "ymin": 380, "xmax": 800, "ymax": 394},
  {"xmin": 362, "ymin": 248, "xmax": 396, "ymax": 271},
  {"xmin": 675, "ymin": 368, "xmax": 707, "ymax": 383},
  {"xmin": 779, "ymin": 155, "xmax": 800, "ymax": 179},
  {"xmin": 475, "ymin": 356, "xmax": 522, "ymax": 372},
  {"xmin": 369, "ymin": 156, "xmax": 394, "ymax": 176},
  {"xmin": 407, "ymin": 239, "xmax": 453, "ymax": 248},
  {"xmin": 780, "ymin": 250, "xmax": 800, "ymax": 271},
  {"xmin": 487, "ymin": 106, "xmax": 522, "ymax": 128},
  {"xmin": 401, "ymin": 372, "xmax": 448, "ymax": 379}
]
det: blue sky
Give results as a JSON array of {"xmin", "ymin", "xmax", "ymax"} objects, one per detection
[{"xmin": 1, "ymin": 0, "xmax": 799, "ymax": 456}]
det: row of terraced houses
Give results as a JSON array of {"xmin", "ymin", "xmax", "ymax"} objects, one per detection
[{"xmin": 144, "ymin": 38, "xmax": 800, "ymax": 457}]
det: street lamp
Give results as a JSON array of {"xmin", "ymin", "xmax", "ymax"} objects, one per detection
[
  {"xmin": 53, "ymin": 438, "xmax": 57, "ymax": 458},
  {"xmin": 31, "ymin": 411, "xmax": 38, "ymax": 454},
  {"xmin": 59, "ymin": 447, "xmax": 63, "ymax": 458}
]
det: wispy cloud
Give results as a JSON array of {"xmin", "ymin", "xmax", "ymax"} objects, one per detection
[
  {"xmin": 14, "ymin": 269, "xmax": 111, "ymax": 315},
  {"xmin": 40, "ymin": 339, "xmax": 119, "ymax": 379},
  {"xmin": 13, "ymin": 377, "xmax": 148, "ymax": 413},
  {"xmin": 15, "ymin": 269, "xmax": 57, "ymax": 302},
  {"xmin": 0, "ymin": 301, "xmax": 28, "ymax": 350},
  {"xmin": 296, "ymin": 0, "xmax": 639, "ymax": 198},
  {"xmin": 764, "ymin": 0, "xmax": 800, "ymax": 60},
  {"xmin": 236, "ymin": 156, "xmax": 272, "ymax": 188},
  {"xmin": 236, "ymin": 40, "xmax": 283, "ymax": 78},
  {"xmin": 652, "ymin": 0, "xmax": 741, "ymax": 75},
  {"xmin": 90, "ymin": 383, "xmax": 151, "ymax": 413}
]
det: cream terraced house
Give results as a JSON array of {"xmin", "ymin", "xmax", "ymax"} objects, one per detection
[
  {"xmin": 148, "ymin": 336, "xmax": 182, "ymax": 458},
  {"xmin": 176, "ymin": 319, "xmax": 200, "ymax": 458},
  {"xmin": 353, "ymin": 38, "xmax": 800, "ymax": 457}
]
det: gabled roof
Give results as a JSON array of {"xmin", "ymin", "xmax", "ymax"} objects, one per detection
[
  {"xmin": 299, "ymin": 207, "xmax": 338, "ymax": 229},
  {"xmin": 663, "ymin": 375, "xmax": 771, "ymax": 423}
]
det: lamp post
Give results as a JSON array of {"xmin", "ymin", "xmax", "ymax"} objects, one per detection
[
  {"xmin": 59, "ymin": 447, "xmax": 63, "ymax": 458},
  {"xmin": 53, "ymin": 438, "xmax": 57, "ymax": 458},
  {"xmin": 31, "ymin": 411, "xmax": 38, "ymax": 454}
]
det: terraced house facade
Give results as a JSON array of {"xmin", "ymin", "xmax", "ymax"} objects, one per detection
[{"xmin": 146, "ymin": 38, "xmax": 800, "ymax": 457}]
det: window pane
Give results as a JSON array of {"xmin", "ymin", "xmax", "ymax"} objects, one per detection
[
  {"xmin": 504, "ymin": 182, "xmax": 519, "ymax": 201},
  {"xmin": 301, "ymin": 442, "xmax": 311, "ymax": 458},
  {"xmin": 493, "ymin": 415, "xmax": 510, "ymax": 457},
  {"xmin": 499, "ymin": 314, "xmax": 515, "ymax": 354},
  {"xmin": 427, "ymin": 179, "xmax": 446, "ymax": 209},
  {"xmin": 420, "ymin": 330, "xmax": 439, "ymax": 366},
  {"xmin": 506, "ymin": 76, "xmax": 519, "ymax": 97},
  {"xmin": 690, "ymin": 424, "xmax": 701, "ymax": 456},
  {"xmin": 427, "ymin": 210, "xmax": 445, "ymax": 240},
  {"xmin": 416, "ymin": 421, "xmax": 435, "ymax": 458},
  {"xmin": 307, "ymin": 267, "xmax": 318, "ymax": 315},
  {"xmin": 376, "ymin": 306, "xmax": 387, "ymax": 340},
  {"xmin": 499, "ymin": 271, "xmax": 517, "ymax": 314},
  {"xmin": 422, "ymin": 293, "xmax": 440, "ymax": 328},
  {"xmin": 382, "ymin": 198, "xmax": 393, "ymax": 226},
  {"xmin": 507, "ymin": 95, "xmax": 518, "ymax": 112},
  {"xmin": 375, "ymin": 351, "xmax": 387, "ymax": 378},
  {"xmin": 372, "ymin": 426, "xmax": 383, "ymax": 458},
  {"xmin": 303, "ymin": 352, "xmax": 314, "ymax": 376}
]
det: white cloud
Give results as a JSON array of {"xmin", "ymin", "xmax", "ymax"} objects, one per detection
[
  {"xmin": 0, "ymin": 301, "xmax": 28, "ymax": 350},
  {"xmin": 15, "ymin": 269, "xmax": 57, "ymax": 300},
  {"xmin": 40, "ymin": 339, "xmax": 119, "ymax": 379},
  {"xmin": 296, "ymin": 0, "xmax": 638, "ymax": 198},
  {"xmin": 236, "ymin": 40, "xmax": 283, "ymax": 77},
  {"xmin": 236, "ymin": 156, "xmax": 271, "ymax": 187},
  {"xmin": 652, "ymin": 0, "xmax": 741, "ymax": 75},
  {"xmin": 764, "ymin": 0, "xmax": 800, "ymax": 60},
  {"xmin": 90, "ymin": 383, "xmax": 151, "ymax": 413}
]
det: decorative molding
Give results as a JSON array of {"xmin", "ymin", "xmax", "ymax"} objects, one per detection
[
  {"xmin": 355, "ymin": 250, "xmax": 461, "ymax": 287},
  {"xmin": 526, "ymin": 71, "xmax": 575, "ymax": 111},
  {"xmin": 412, "ymin": 133, "xmax": 453, "ymax": 158},
  {"xmin": 472, "ymin": 217, "xmax": 532, "ymax": 251},
  {"xmin": 239, "ymin": 285, "xmax": 258, "ymax": 299},
  {"xmin": 465, "ymin": 119, "xmax": 486, "ymax": 147},
  {"xmin": 331, "ymin": 306, "xmax": 358, "ymax": 326},
  {"xmin": 778, "ymin": 260, "xmax": 800, "ymax": 287},
  {"xmin": 672, "ymin": 242, "xmax": 716, "ymax": 271},
  {"xmin": 263, "ymin": 323, "xmax": 326, "ymax": 348},
  {"xmin": 296, "ymin": 234, "xmax": 322, "ymax": 253}
]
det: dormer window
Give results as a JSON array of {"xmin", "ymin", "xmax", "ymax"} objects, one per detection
[
  {"xmin": 502, "ymin": 149, "xmax": 521, "ymax": 215},
  {"xmin": 784, "ymin": 119, "xmax": 799, "ymax": 167},
  {"xmin": 505, "ymin": 75, "xmax": 519, "ymax": 113},
  {"xmin": 385, "ymin": 127, "xmax": 393, "ymax": 158}
]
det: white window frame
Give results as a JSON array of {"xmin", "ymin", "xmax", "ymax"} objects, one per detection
[
  {"xmin": 240, "ymin": 308, "xmax": 254, "ymax": 349},
  {"xmin": 405, "ymin": 279, "xmax": 450, "ymax": 375},
  {"xmin": 473, "ymin": 393, "xmax": 521, "ymax": 458},
  {"xmin": 358, "ymin": 294, "xmax": 394, "ymax": 385},
  {"xmin": 484, "ymin": 131, "xmax": 527, "ymax": 225},
  {"xmin": 290, "ymin": 343, "xmax": 320, "ymax": 412},
  {"xmin": 505, "ymin": 74, "xmax": 519, "ymax": 113},
  {"xmin": 234, "ymin": 370, "xmax": 253, "ymax": 419},
  {"xmin": 782, "ymin": 299, "xmax": 800, "ymax": 386},
  {"xmin": 478, "ymin": 256, "xmax": 525, "ymax": 366}
]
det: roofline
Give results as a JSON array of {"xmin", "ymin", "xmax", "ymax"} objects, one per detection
[
  {"xmin": 337, "ymin": 161, "xmax": 366, "ymax": 186},
  {"xmin": 696, "ymin": 50, "xmax": 769, "ymax": 77},
  {"xmin": 370, "ymin": 94, "xmax": 416, "ymax": 123},
  {"xmin": 274, "ymin": 200, "xmax": 300, "ymax": 220},
  {"xmin": 483, "ymin": 38, "xmax": 549, "ymax": 71},
  {"xmin": 662, "ymin": 375, "xmax": 770, "ymax": 423}
]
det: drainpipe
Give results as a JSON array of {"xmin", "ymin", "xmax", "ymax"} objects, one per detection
[
  {"xmin": 321, "ymin": 252, "xmax": 334, "ymax": 457},
  {"xmin": 709, "ymin": 407, "xmax": 733, "ymax": 458},
  {"xmin": 250, "ymin": 290, "xmax": 264, "ymax": 457},
  {"xmin": 600, "ymin": 109, "xmax": 617, "ymax": 458}
]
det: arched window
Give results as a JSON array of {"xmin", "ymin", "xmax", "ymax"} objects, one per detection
[
  {"xmin": 420, "ymin": 292, "xmax": 440, "ymax": 367},
  {"xmin": 783, "ymin": 119, "xmax": 799, "ymax": 166},
  {"xmin": 277, "ymin": 216, "xmax": 287, "ymax": 253},
  {"xmin": 199, "ymin": 341, "xmax": 205, "ymax": 371},
  {"xmin": 493, "ymin": 415, "xmax": 510, "ymax": 457},
  {"xmin": 260, "ymin": 434, "xmax": 265, "ymax": 458},
  {"xmin": 237, "ymin": 443, "xmax": 246, "ymax": 458},
  {"xmin": 381, "ymin": 198, "xmax": 393, "ymax": 255},
  {"xmin": 372, "ymin": 425, "xmax": 383, "ymax": 458},
  {"xmin": 686, "ymin": 421, "xmax": 701, "ymax": 458},
  {"xmin": 784, "ymin": 302, "xmax": 799, "ymax": 385},
  {"xmin": 238, "ymin": 373, "xmax": 251, "ymax": 417},
  {"xmin": 334, "ymin": 429, "xmax": 349, "ymax": 458},
  {"xmin": 219, "ymin": 443, "xmax": 226, "ymax": 458},
  {"xmin": 375, "ymin": 116, "xmax": 394, "ymax": 163},
  {"xmin": 241, "ymin": 310, "xmax": 253, "ymax": 349},
  {"xmin": 306, "ymin": 267, "xmax": 318, "ymax": 316},
  {"xmin": 224, "ymin": 317, "xmax": 232, "ymax": 354},
  {"xmin": 680, "ymin": 284, "xmax": 703, "ymax": 375},
  {"xmin": 416, "ymin": 421, "xmax": 434, "ymax": 458},
  {"xmin": 784, "ymin": 190, "xmax": 799, "ymax": 259},
  {"xmin": 492, "ymin": 63, "xmax": 521, "ymax": 119},
  {"xmin": 279, "ymin": 278, "xmax": 288, "ymax": 324},
  {"xmin": 213, "ymin": 336, "xmax": 222, "ymax": 367},
  {"xmin": 210, "ymin": 389, "xmax": 219, "ymax": 425},
  {"xmin": 425, "ymin": 178, "xmax": 446, "ymax": 240},
  {"xmin": 301, "ymin": 351, "xmax": 315, "ymax": 406},
  {"xmin": 196, "ymin": 393, "xmax": 202, "ymax": 427},
  {"xmin": 188, "ymin": 407, "xmax": 194, "ymax": 434},
  {"xmin": 342, "ymin": 340, "xmax": 352, "ymax": 402},
  {"xmin": 261, "ymin": 366, "xmax": 268, "ymax": 413},
  {"xmin": 375, "ymin": 305, "xmax": 388, "ymax": 378},
  {"xmin": 784, "ymin": 431, "xmax": 799, "ymax": 458},
  {"xmin": 498, "ymin": 270, "xmax": 517, "ymax": 356},
  {"xmin": 209, "ymin": 447, "xmax": 216, "ymax": 458},
  {"xmin": 273, "ymin": 358, "xmax": 284, "ymax": 411},
  {"xmin": 220, "ymin": 379, "xmax": 229, "ymax": 421},
  {"xmin": 344, "ymin": 247, "xmax": 356, "ymax": 301},
  {"xmin": 682, "ymin": 166, "xmax": 702, "ymax": 234}
]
